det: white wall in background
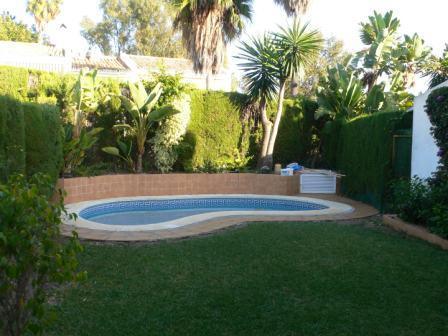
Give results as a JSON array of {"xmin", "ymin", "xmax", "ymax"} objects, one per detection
[{"xmin": 411, "ymin": 81, "xmax": 447, "ymax": 178}]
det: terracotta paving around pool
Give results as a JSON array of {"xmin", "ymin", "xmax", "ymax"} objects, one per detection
[{"xmin": 61, "ymin": 194, "xmax": 378, "ymax": 242}]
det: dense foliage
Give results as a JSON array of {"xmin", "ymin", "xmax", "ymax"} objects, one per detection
[
  {"xmin": 0, "ymin": 95, "xmax": 63, "ymax": 182},
  {"xmin": 0, "ymin": 96, "xmax": 26, "ymax": 180},
  {"xmin": 389, "ymin": 178, "xmax": 448, "ymax": 238},
  {"xmin": 151, "ymin": 93, "xmax": 191, "ymax": 172},
  {"xmin": 425, "ymin": 87, "xmax": 448, "ymax": 180},
  {"xmin": 321, "ymin": 111, "xmax": 410, "ymax": 209},
  {"xmin": 389, "ymin": 86, "xmax": 448, "ymax": 237},
  {"xmin": 178, "ymin": 90, "xmax": 248, "ymax": 171},
  {"xmin": 0, "ymin": 12, "xmax": 37, "ymax": 42},
  {"xmin": 23, "ymin": 102, "xmax": 63, "ymax": 181},
  {"xmin": 0, "ymin": 174, "xmax": 83, "ymax": 336},
  {"xmin": 81, "ymin": 0, "xmax": 185, "ymax": 57},
  {"xmin": 273, "ymin": 98, "xmax": 321, "ymax": 166}
]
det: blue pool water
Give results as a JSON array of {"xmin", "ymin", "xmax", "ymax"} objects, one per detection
[{"xmin": 80, "ymin": 197, "xmax": 328, "ymax": 225}]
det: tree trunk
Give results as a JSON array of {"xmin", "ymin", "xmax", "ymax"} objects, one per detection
[
  {"xmin": 265, "ymin": 81, "xmax": 287, "ymax": 169},
  {"xmin": 137, "ymin": 153, "xmax": 143, "ymax": 173},
  {"xmin": 258, "ymin": 98, "xmax": 273, "ymax": 168},
  {"xmin": 290, "ymin": 73, "xmax": 299, "ymax": 97},
  {"xmin": 206, "ymin": 73, "xmax": 211, "ymax": 90}
]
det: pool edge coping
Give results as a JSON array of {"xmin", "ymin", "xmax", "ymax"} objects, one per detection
[{"xmin": 65, "ymin": 194, "xmax": 354, "ymax": 232}]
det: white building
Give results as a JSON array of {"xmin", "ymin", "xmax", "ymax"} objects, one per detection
[
  {"xmin": 411, "ymin": 80, "xmax": 447, "ymax": 178},
  {"xmin": 0, "ymin": 41, "xmax": 232, "ymax": 91}
]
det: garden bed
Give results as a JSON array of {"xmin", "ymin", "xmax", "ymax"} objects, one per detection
[{"xmin": 383, "ymin": 214, "xmax": 448, "ymax": 250}]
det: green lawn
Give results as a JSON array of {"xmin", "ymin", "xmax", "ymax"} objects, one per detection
[{"xmin": 50, "ymin": 221, "xmax": 448, "ymax": 336}]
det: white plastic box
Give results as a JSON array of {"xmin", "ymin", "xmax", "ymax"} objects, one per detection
[
  {"xmin": 300, "ymin": 173, "xmax": 336, "ymax": 194},
  {"xmin": 280, "ymin": 168, "xmax": 294, "ymax": 176}
]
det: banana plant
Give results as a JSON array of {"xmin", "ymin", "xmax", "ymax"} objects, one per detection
[
  {"xmin": 353, "ymin": 11, "xmax": 400, "ymax": 92},
  {"xmin": 390, "ymin": 33, "xmax": 431, "ymax": 91},
  {"xmin": 71, "ymin": 69, "xmax": 101, "ymax": 138},
  {"xmin": 316, "ymin": 64, "xmax": 365, "ymax": 119},
  {"xmin": 115, "ymin": 81, "xmax": 178, "ymax": 173},
  {"xmin": 102, "ymin": 139, "xmax": 135, "ymax": 172},
  {"xmin": 63, "ymin": 125, "xmax": 103, "ymax": 176},
  {"xmin": 316, "ymin": 64, "xmax": 386, "ymax": 120}
]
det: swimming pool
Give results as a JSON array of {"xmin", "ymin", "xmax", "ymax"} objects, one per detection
[{"xmin": 65, "ymin": 195, "xmax": 354, "ymax": 231}]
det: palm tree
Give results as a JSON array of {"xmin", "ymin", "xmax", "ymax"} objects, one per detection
[
  {"xmin": 273, "ymin": 0, "xmax": 310, "ymax": 16},
  {"xmin": 237, "ymin": 35, "xmax": 279, "ymax": 166},
  {"xmin": 26, "ymin": 0, "xmax": 63, "ymax": 42},
  {"xmin": 172, "ymin": 0, "xmax": 252, "ymax": 86},
  {"xmin": 116, "ymin": 82, "xmax": 178, "ymax": 173},
  {"xmin": 265, "ymin": 21, "xmax": 322, "ymax": 167}
]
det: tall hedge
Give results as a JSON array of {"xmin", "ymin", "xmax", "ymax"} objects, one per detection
[
  {"xmin": 0, "ymin": 66, "xmax": 29, "ymax": 100},
  {"xmin": 322, "ymin": 111, "xmax": 410, "ymax": 208},
  {"xmin": 0, "ymin": 96, "xmax": 26, "ymax": 180},
  {"xmin": 0, "ymin": 95, "xmax": 62, "ymax": 181},
  {"xmin": 23, "ymin": 103, "xmax": 63, "ymax": 181},
  {"xmin": 178, "ymin": 90, "xmax": 247, "ymax": 171},
  {"xmin": 273, "ymin": 99, "xmax": 318, "ymax": 165}
]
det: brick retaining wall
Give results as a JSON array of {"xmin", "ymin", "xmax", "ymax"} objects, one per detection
[{"xmin": 58, "ymin": 173, "xmax": 301, "ymax": 204}]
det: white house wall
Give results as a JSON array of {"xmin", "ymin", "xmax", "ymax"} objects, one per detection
[{"xmin": 411, "ymin": 81, "xmax": 447, "ymax": 178}]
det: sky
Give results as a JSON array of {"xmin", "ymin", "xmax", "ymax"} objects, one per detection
[{"xmin": 1, "ymin": 0, "xmax": 447, "ymax": 93}]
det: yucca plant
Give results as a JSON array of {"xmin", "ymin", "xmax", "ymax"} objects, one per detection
[
  {"xmin": 238, "ymin": 21, "xmax": 322, "ymax": 168},
  {"xmin": 112, "ymin": 82, "xmax": 178, "ymax": 173},
  {"xmin": 267, "ymin": 20, "xmax": 322, "ymax": 167},
  {"xmin": 237, "ymin": 35, "xmax": 279, "ymax": 167}
]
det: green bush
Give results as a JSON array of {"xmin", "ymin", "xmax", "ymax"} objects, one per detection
[
  {"xmin": 23, "ymin": 102, "xmax": 63, "ymax": 182},
  {"xmin": 0, "ymin": 66, "xmax": 29, "ymax": 100},
  {"xmin": 322, "ymin": 111, "xmax": 409, "ymax": 208},
  {"xmin": 0, "ymin": 96, "xmax": 62, "ymax": 181},
  {"xmin": 0, "ymin": 96, "xmax": 26, "ymax": 180},
  {"xmin": 425, "ymin": 87, "xmax": 448, "ymax": 181},
  {"xmin": 178, "ymin": 90, "xmax": 248, "ymax": 171},
  {"xmin": 273, "ymin": 98, "xmax": 319, "ymax": 165},
  {"xmin": 389, "ymin": 177, "xmax": 448, "ymax": 238},
  {"xmin": 0, "ymin": 174, "xmax": 83, "ymax": 335}
]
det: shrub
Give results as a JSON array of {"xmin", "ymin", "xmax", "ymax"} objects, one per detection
[
  {"xmin": 0, "ymin": 96, "xmax": 63, "ymax": 182},
  {"xmin": 23, "ymin": 103, "xmax": 63, "ymax": 182},
  {"xmin": 0, "ymin": 66, "xmax": 29, "ymax": 100},
  {"xmin": 178, "ymin": 90, "xmax": 248, "ymax": 171},
  {"xmin": 322, "ymin": 111, "xmax": 409, "ymax": 208},
  {"xmin": 152, "ymin": 93, "xmax": 191, "ymax": 172},
  {"xmin": 0, "ymin": 174, "xmax": 84, "ymax": 335},
  {"xmin": 389, "ymin": 177, "xmax": 448, "ymax": 238},
  {"xmin": 273, "ymin": 98, "xmax": 320, "ymax": 166},
  {"xmin": 425, "ymin": 87, "xmax": 448, "ymax": 181},
  {"xmin": 0, "ymin": 96, "xmax": 26, "ymax": 180}
]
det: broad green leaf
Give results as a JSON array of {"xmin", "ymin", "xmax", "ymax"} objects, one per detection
[
  {"xmin": 102, "ymin": 147, "xmax": 120, "ymax": 157},
  {"xmin": 148, "ymin": 106, "xmax": 179, "ymax": 122}
]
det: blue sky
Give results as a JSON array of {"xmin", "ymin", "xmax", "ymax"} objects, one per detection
[{"xmin": 2, "ymin": 0, "xmax": 447, "ymax": 93}]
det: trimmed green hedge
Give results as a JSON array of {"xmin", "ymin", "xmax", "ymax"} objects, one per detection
[
  {"xmin": 0, "ymin": 95, "xmax": 62, "ymax": 181},
  {"xmin": 0, "ymin": 96, "xmax": 26, "ymax": 179},
  {"xmin": 322, "ymin": 111, "xmax": 410, "ymax": 209},
  {"xmin": 0, "ymin": 66, "xmax": 29, "ymax": 100},
  {"xmin": 178, "ymin": 90, "xmax": 247, "ymax": 171},
  {"xmin": 23, "ymin": 103, "xmax": 63, "ymax": 181},
  {"xmin": 273, "ymin": 99, "xmax": 318, "ymax": 165}
]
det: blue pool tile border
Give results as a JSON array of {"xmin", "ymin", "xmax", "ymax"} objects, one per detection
[{"xmin": 79, "ymin": 197, "xmax": 328, "ymax": 220}]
